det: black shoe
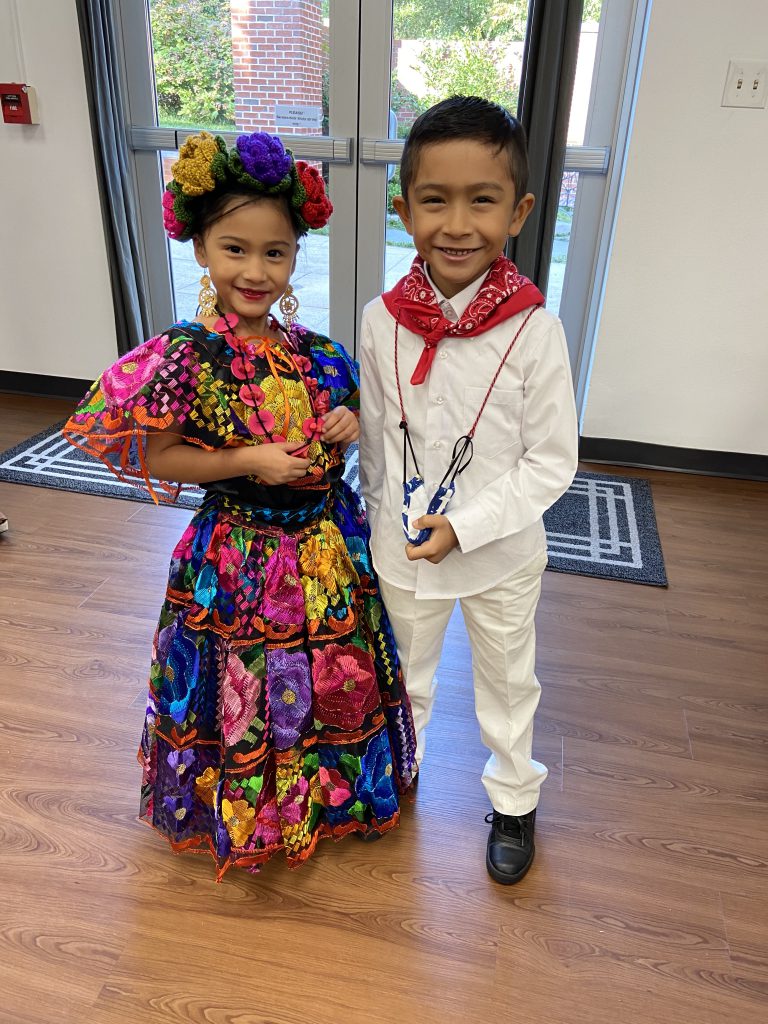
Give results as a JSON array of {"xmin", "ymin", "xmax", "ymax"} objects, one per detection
[{"xmin": 485, "ymin": 809, "xmax": 536, "ymax": 885}]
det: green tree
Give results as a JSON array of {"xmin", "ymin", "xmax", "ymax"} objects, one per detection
[
  {"xmin": 416, "ymin": 34, "xmax": 519, "ymax": 114},
  {"xmin": 394, "ymin": 0, "xmax": 601, "ymax": 40},
  {"xmin": 150, "ymin": 0, "xmax": 235, "ymax": 128},
  {"xmin": 394, "ymin": 0, "xmax": 528, "ymax": 41}
]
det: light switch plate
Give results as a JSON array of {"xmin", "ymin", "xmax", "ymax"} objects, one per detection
[{"xmin": 722, "ymin": 59, "xmax": 767, "ymax": 108}]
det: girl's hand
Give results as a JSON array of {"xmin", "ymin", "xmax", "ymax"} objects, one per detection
[
  {"xmin": 321, "ymin": 406, "xmax": 359, "ymax": 445},
  {"xmin": 240, "ymin": 442, "xmax": 312, "ymax": 484},
  {"xmin": 405, "ymin": 515, "xmax": 459, "ymax": 564},
  {"xmin": 145, "ymin": 432, "xmax": 310, "ymax": 486}
]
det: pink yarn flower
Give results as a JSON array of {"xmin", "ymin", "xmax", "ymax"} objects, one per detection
[
  {"xmin": 220, "ymin": 652, "xmax": 262, "ymax": 746},
  {"xmin": 238, "ymin": 383, "xmax": 265, "ymax": 408},
  {"xmin": 162, "ymin": 189, "xmax": 186, "ymax": 240},
  {"xmin": 247, "ymin": 409, "xmax": 276, "ymax": 436},
  {"xmin": 101, "ymin": 334, "xmax": 168, "ymax": 405},
  {"xmin": 301, "ymin": 416, "xmax": 325, "ymax": 442},
  {"xmin": 231, "ymin": 355, "xmax": 258, "ymax": 382}
]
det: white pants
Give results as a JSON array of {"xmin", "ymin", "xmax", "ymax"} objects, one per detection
[{"xmin": 379, "ymin": 551, "xmax": 548, "ymax": 816}]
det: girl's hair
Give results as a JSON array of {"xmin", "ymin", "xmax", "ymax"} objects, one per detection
[
  {"xmin": 193, "ymin": 188, "xmax": 306, "ymax": 240},
  {"xmin": 399, "ymin": 95, "xmax": 530, "ymax": 206},
  {"xmin": 162, "ymin": 132, "xmax": 333, "ymax": 243}
]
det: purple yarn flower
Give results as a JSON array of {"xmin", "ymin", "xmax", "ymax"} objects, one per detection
[{"xmin": 236, "ymin": 133, "xmax": 292, "ymax": 186}]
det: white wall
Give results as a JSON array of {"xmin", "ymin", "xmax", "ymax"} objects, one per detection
[
  {"xmin": 0, "ymin": 0, "xmax": 117, "ymax": 380},
  {"xmin": 582, "ymin": 0, "xmax": 768, "ymax": 455}
]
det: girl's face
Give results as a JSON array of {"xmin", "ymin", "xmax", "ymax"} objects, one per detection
[{"xmin": 193, "ymin": 197, "xmax": 298, "ymax": 331}]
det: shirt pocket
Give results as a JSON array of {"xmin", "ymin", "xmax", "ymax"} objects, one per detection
[{"xmin": 463, "ymin": 386, "xmax": 524, "ymax": 459}]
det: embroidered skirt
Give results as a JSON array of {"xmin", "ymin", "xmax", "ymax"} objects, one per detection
[{"xmin": 138, "ymin": 480, "xmax": 418, "ymax": 878}]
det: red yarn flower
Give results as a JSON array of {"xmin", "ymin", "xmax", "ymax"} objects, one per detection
[{"xmin": 296, "ymin": 161, "xmax": 333, "ymax": 229}]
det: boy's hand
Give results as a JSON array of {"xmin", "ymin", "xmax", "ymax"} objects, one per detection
[
  {"xmin": 322, "ymin": 406, "xmax": 360, "ymax": 445},
  {"xmin": 405, "ymin": 515, "xmax": 459, "ymax": 564}
]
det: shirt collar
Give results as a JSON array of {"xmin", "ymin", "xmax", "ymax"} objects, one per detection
[{"xmin": 424, "ymin": 264, "xmax": 489, "ymax": 322}]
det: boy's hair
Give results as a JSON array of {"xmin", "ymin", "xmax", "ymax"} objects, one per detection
[{"xmin": 399, "ymin": 95, "xmax": 530, "ymax": 205}]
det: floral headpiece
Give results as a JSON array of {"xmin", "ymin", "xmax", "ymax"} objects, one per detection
[{"xmin": 162, "ymin": 131, "xmax": 333, "ymax": 241}]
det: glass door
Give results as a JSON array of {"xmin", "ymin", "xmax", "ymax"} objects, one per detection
[
  {"xmin": 118, "ymin": 0, "xmax": 645, "ymax": 405},
  {"xmin": 118, "ymin": 0, "xmax": 356, "ymax": 339}
]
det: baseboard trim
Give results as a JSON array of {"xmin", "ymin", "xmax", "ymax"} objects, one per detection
[
  {"xmin": 579, "ymin": 437, "xmax": 768, "ymax": 482},
  {"xmin": 0, "ymin": 371, "xmax": 90, "ymax": 401}
]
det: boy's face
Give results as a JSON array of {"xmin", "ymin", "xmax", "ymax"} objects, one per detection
[{"xmin": 393, "ymin": 139, "xmax": 534, "ymax": 299}]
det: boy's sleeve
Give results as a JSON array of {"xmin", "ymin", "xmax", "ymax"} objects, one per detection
[
  {"xmin": 358, "ymin": 312, "xmax": 387, "ymax": 522},
  {"xmin": 445, "ymin": 320, "xmax": 578, "ymax": 553}
]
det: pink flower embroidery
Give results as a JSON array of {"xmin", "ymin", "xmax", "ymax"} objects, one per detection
[
  {"xmin": 217, "ymin": 545, "xmax": 245, "ymax": 594},
  {"xmin": 313, "ymin": 643, "xmax": 379, "ymax": 731},
  {"xmin": 319, "ymin": 766, "xmax": 352, "ymax": 807},
  {"xmin": 101, "ymin": 335, "xmax": 168, "ymax": 405},
  {"xmin": 314, "ymin": 389, "xmax": 331, "ymax": 415},
  {"xmin": 261, "ymin": 539, "xmax": 305, "ymax": 626},
  {"xmin": 279, "ymin": 776, "xmax": 310, "ymax": 825},
  {"xmin": 220, "ymin": 652, "xmax": 262, "ymax": 746},
  {"xmin": 252, "ymin": 798, "xmax": 282, "ymax": 846}
]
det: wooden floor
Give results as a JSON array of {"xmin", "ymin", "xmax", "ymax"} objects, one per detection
[{"xmin": 1, "ymin": 392, "xmax": 767, "ymax": 1024}]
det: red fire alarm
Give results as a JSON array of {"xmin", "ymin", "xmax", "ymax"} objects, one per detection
[{"xmin": 1, "ymin": 83, "xmax": 39, "ymax": 125}]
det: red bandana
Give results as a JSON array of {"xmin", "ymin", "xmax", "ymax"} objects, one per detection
[{"xmin": 382, "ymin": 255, "xmax": 545, "ymax": 384}]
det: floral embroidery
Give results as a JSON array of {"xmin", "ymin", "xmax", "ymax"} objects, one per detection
[
  {"xmin": 313, "ymin": 643, "xmax": 379, "ymax": 731},
  {"xmin": 266, "ymin": 649, "xmax": 312, "ymax": 749},
  {"xmin": 220, "ymin": 652, "xmax": 263, "ymax": 746},
  {"xmin": 279, "ymin": 776, "xmax": 310, "ymax": 826},
  {"xmin": 319, "ymin": 766, "xmax": 352, "ymax": 807},
  {"xmin": 355, "ymin": 731, "xmax": 399, "ymax": 820},
  {"xmin": 101, "ymin": 335, "xmax": 168, "ymax": 406},
  {"xmin": 167, "ymin": 748, "xmax": 195, "ymax": 777},
  {"xmin": 222, "ymin": 798, "xmax": 257, "ymax": 846},
  {"xmin": 194, "ymin": 766, "xmax": 220, "ymax": 807}
]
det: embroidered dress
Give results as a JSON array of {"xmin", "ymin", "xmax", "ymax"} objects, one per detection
[{"xmin": 64, "ymin": 317, "xmax": 418, "ymax": 878}]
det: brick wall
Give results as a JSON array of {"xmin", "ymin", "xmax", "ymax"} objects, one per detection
[{"xmin": 230, "ymin": 0, "xmax": 324, "ymax": 134}]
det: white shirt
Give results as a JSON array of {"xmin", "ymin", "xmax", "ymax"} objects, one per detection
[{"xmin": 359, "ymin": 270, "xmax": 579, "ymax": 599}]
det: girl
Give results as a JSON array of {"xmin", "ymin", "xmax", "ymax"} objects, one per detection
[{"xmin": 64, "ymin": 131, "xmax": 418, "ymax": 879}]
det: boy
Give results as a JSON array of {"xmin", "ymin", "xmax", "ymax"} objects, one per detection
[{"xmin": 359, "ymin": 96, "xmax": 578, "ymax": 884}]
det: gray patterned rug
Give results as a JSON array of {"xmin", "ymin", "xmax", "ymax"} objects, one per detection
[{"xmin": 0, "ymin": 424, "xmax": 666, "ymax": 586}]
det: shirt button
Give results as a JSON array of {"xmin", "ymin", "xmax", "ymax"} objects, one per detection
[
  {"xmin": 439, "ymin": 350, "xmax": 448, "ymax": 360},
  {"xmin": 433, "ymin": 440, "xmax": 442, "ymax": 449},
  {"xmin": 435, "ymin": 395, "xmax": 445, "ymax": 405}
]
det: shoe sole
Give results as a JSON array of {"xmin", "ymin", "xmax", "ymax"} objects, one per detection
[
  {"xmin": 356, "ymin": 830, "xmax": 384, "ymax": 842},
  {"xmin": 485, "ymin": 847, "xmax": 535, "ymax": 885}
]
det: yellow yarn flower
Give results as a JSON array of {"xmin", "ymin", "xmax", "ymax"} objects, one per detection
[{"xmin": 172, "ymin": 132, "xmax": 221, "ymax": 197}]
